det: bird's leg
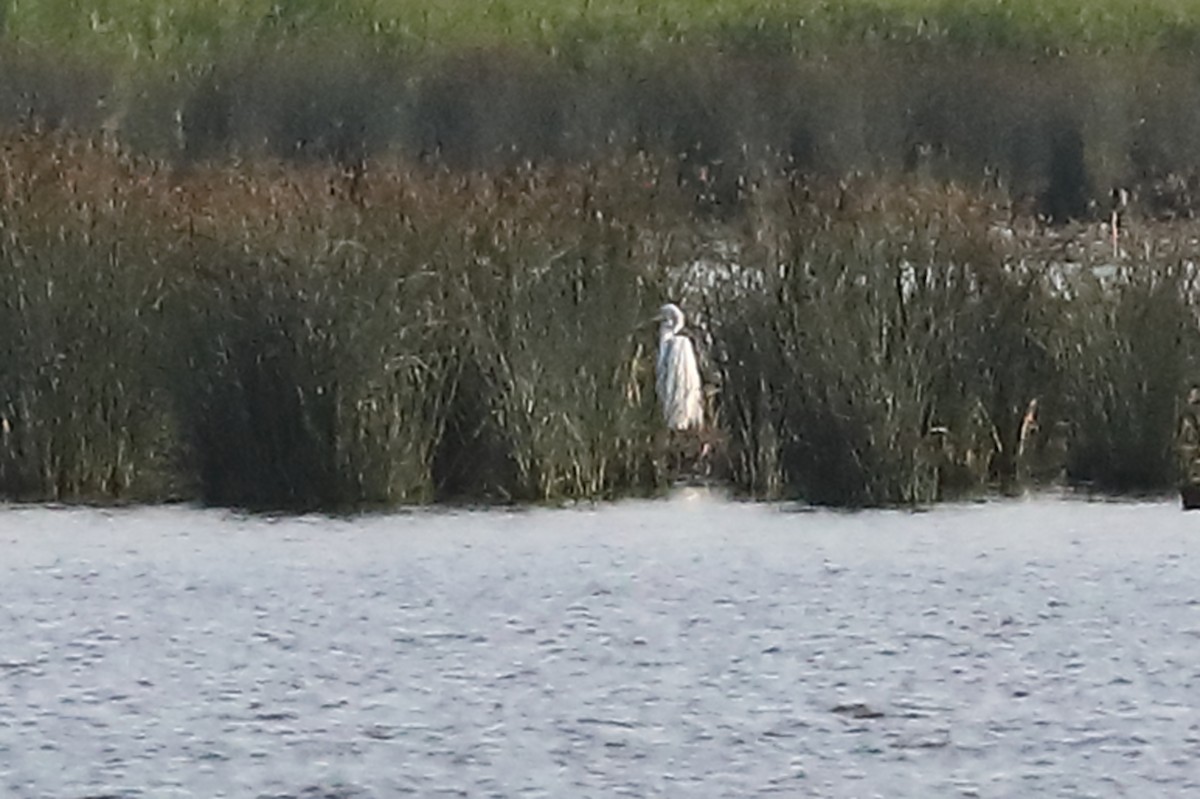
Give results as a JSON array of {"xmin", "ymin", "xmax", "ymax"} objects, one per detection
[{"xmin": 1111, "ymin": 208, "xmax": 1119, "ymax": 258}]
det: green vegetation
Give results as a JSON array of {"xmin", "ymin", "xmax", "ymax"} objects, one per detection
[
  {"xmin": 0, "ymin": 136, "xmax": 1197, "ymax": 509},
  {"xmin": 3, "ymin": 2, "xmax": 1200, "ymax": 509},
  {"xmin": 0, "ymin": 138, "xmax": 687, "ymax": 508},
  {"xmin": 4, "ymin": 0, "xmax": 1199, "ymax": 66},
  {"xmin": 712, "ymin": 181, "xmax": 1200, "ymax": 504},
  {"xmin": 4, "ymin": 0, "xmax": 1200, "ymax": 219}
]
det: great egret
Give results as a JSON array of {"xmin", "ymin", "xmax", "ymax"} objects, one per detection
[{"xmin": 655, "ymin": 303, "xmax": 704, "ymax": 431}]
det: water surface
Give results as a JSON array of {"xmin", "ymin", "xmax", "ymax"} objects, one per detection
[{"xmin": 2, "ymin": 494, "xmax": 1197, "ymax": 797}]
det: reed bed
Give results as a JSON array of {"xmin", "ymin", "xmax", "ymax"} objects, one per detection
[
  {"xmin": 4, "ymin": 3, "xmax": 1200, "ymax": 508},
  {"xmin": 0, "ymin": 136, "xmax": 178, "ymax": 500},
  {"xmin": 1054, "ymin": 235, "xmax": 1200, "ymax": 492},
  {"xmin": 711, "ymin": 183, "xmax": 1200, "ymax": 504},
  {"xmin": 1, "ymin": 134, "xmax": 1198, "ymax": 509},
  {"xmin": 711, "ymin": 183, "xmax": 1008, "ymax": 504},
  {"xmin": 0, "ymin": 136, "xmax": 692, "ymax": 507},
  {"xmin": 443, "ymin": 160, "xmax": 682, "ymax": 501}
]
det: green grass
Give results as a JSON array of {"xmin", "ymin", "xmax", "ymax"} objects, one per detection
[{"xmin": 4, "ymin": 0, "xmax": 1199, "ymax": 71}]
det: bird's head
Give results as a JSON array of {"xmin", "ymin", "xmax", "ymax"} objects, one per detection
[{"xmin": 656, "ymin": 302, "xmax": 685, "ymax": 334}]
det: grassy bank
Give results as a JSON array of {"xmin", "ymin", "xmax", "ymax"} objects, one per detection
[
  {"xmin": 5, "ymin": 0, "xmax": 1199, "ymax": 64},
  {"xmin": 1, "ymin": 135, "xmax": 1197, "ymax": 509},
  {"xmin": 3, "ymin": 2, "xmax": 1200, "ymax": 221}
]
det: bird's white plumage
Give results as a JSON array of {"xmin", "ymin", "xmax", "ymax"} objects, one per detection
[{"xmin": 655, "ymin": 303, "xmax": 704, "ymax": 431}]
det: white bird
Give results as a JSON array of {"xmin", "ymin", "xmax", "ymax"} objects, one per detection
[{"xmin": 655, "ymin": 303, "xmax": 704, "ymax": 431}]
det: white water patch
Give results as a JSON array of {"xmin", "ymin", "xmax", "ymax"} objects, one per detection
[{"xmin": 1, "ymin": 497, "xmax": 1198, "ymax": 797}]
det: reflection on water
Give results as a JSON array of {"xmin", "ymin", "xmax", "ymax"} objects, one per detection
[{"xmin": 1, "ymin": 496, "xmax": 1197, "ymax": 797}]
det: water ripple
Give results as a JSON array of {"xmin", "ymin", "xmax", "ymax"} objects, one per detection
[{"xmin": 1, "ymin": 498, "xmax": 1197, "ymax": 797}]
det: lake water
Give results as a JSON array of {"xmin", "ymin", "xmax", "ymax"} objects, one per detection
[{"xmin": 1, "ymin": 493, "xmax": 1198, "ymax": 798}]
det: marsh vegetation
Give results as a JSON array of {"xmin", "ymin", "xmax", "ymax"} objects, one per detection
[{"xmin": 2, "ymin": 1, "xmax": 1199, "ymax": 508}]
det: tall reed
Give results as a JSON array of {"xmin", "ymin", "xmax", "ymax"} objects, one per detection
[
  {"xmin": 433, "ymin": 161, "xmax": 687, "ymax": 501},
  {"xmin": 0, "ymin": 139, "xmax": 692, "ymax": 508},
  {"xmin": 1054, "ymin": 229, "xmax": 1200, "ymax": 491},
  {"xmin": 710, "ymin": 181, "xmax": 1073, "ymax": 504},
  {"xmin": 0, "ymin": 136, "xmax": 177, "ymax": 500}
]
